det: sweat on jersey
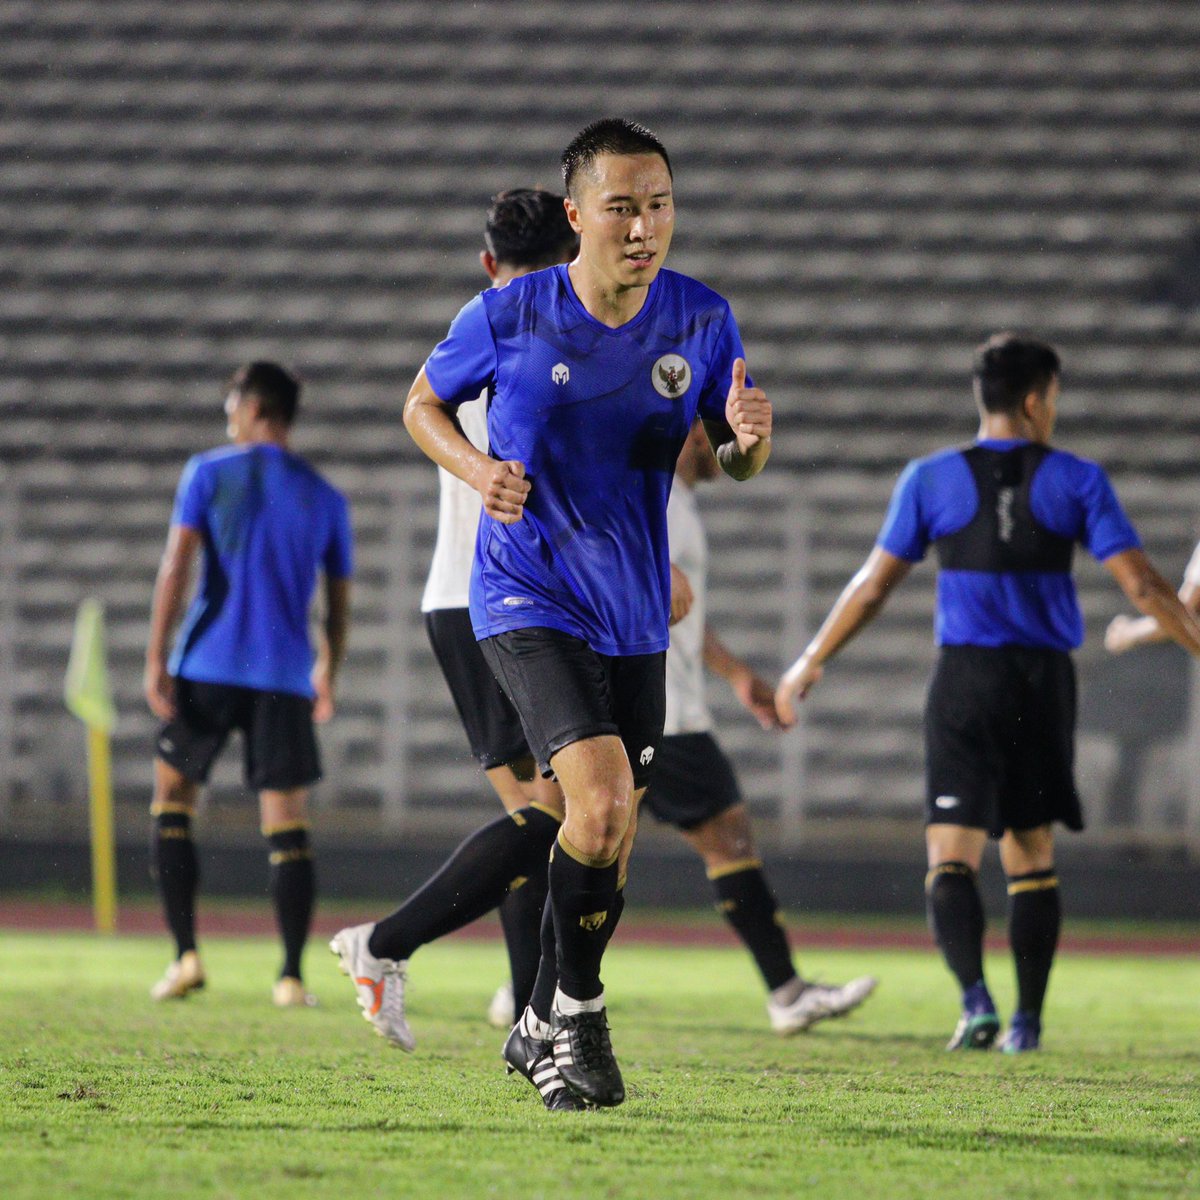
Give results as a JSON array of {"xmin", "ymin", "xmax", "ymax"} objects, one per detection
[
  {"xmin": 424, "ymin": 264, "xmax": 747, "ymax": 656},
  {"xmin": 169, "ymin": 443, "xmax": 353, "ymax": 697},
  {"xmin": 877, "ymin": 438, "xmax": 1140, "ymax": 651}
]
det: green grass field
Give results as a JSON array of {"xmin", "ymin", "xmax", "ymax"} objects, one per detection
[{"xmin": 2, "ymin": 929, "xmax": 1197, "ymax": 1200}]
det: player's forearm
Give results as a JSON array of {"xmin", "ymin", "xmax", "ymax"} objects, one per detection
[
  {"xmin": 702, "ymin": 624, "xmax": 749, "ymax": 683},
  {"xmin": 403, "ymin": 375, "xmax": 493, "ymax": 491},
  {"xmin": 146, "ymin": 561, "xmax": 190, "ymax": 666},
  {"xmin": 321, "ymin": 579, "xmax": 352, "ymax": 683},
  {"xmin": 716, "ymin": 436, "xmax": 770, "ymax": 481},
  {"xmin": 802, "ymin": 566, "xmax": 894, "ymax": 669},
  {"xmin": 1125, "ymin": 572, "xmax": 1200, "ymax": 656}
]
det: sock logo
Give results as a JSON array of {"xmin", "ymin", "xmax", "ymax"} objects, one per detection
[{"xmin": 579, "ymin": 910, "xmax": 608, "ymax": 932}]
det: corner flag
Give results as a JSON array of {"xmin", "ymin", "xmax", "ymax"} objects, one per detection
[{"xmin": 64, "ymin": 599, "xmax": 118, "ymax": 933}]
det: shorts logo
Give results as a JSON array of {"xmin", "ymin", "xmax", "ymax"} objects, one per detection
[
  {"xmin": 502, "ymin": 596, "xmax": 534, "ymax": 608},
  {"xmin": 651, "ymin": 354, "xmax": 690, "ymax": 398},
  {"xmin": 639, "ymin": 746, "xmax": 654, "ymax": 766},
  {"xmin": 551, "ymin": 362, "xmax": 570, "ymax": 385},
  {"xmin": 158, "ymin": 737, "xmax": 174, "ymax": 754},
  {"xmin": 579, "ymin": 910, "xmax": 608, "ymax": 932},
  {"xmin": 934, "ymin": 795, "xmax": 961, "ymax": 810}
]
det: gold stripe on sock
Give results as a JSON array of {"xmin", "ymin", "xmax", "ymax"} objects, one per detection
[
  {"xmin": 528, "ymin": 801, "xmax": 565, "ymax": 823},
  {"xmin": 269, "ymin": 848, "xmax": 312, "ymax": 865},
  {"xmin": 925, "ymin": 861, "xmax": 975, "ymax": 891},
  {"xmin": 556, "ymin": 829, "xmax": 619, "ymax": 869},
  {"xmin": 157, "ymin": 827, "xmax": 191, "ymax": 841},
  {"xmin": 706, "ymin": 857, "xmax": 763, "ymax": 882},
  {"xmin": 509, "ymin": 875, "xmax": 529, "ymax": 891},
  {"xmin": 261, "ymin": 820, "xmax": 310, "ymax": 837},
  {"xmin": 1007, "ymin": 875, "xmax": 1059, "ymax": 895},
  {"xmin": 150, "ymin": 800, "xmax": 193, "ymax": 817}
]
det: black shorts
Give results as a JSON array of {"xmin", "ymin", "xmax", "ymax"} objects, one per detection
[
  {"xmin": 924, "ymin": 645, "xmax": 1083, "ymax": 837},
  {"xmin": 425, "ymin": 608, "xmax": 530, "ymax": 771},
  {"xmin": 641, "ymin": 732, "xmax": 741, "ymax": 831},
  {"xmin": 156, "ymin": 677, "xmax": 321, "ymax": 791},
  {"xmin": 479, "ymin": 626, "xmax": 666, "ymax": 789}
]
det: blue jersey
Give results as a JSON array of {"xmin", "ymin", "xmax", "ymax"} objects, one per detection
[
  {"xmin": 424, "ymin": 265, "xmax": 746, "ymax": 655},
  {"xmin": 877, "ymin": 438, "xmax": 1140, "ymax": 650},
  {"xmin": 169, "ymin": 444, "xmax": 353, "ymax": 696}
]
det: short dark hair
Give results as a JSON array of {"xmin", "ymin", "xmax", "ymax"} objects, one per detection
[
  {"xmin": 484, "ymin": 188, "xmax": 578, "ymax": 270},
  {"xmin": 561, "ymin": 117, "xmax": 672, "ymax": 197},
  {"xmin": 228, "ymin": 360, "xmax": 300, "ymax": 426},
  {"xmin": 972, "ymin": 333, "xmax": 1061, "ymax": 413}
]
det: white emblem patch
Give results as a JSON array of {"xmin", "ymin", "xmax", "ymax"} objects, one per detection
[
  {"xmin": 651, "ymin": 354, "xmax": 691, "ymax": 398},
  {"xmin": 639, "ymin": 746, "xmax": 655, "ymax": 766},
  {"xmin": 551, "ymin": 362, "xmax": 570, "ymax": 385},
  {"xmin": 934, "ymin": 795, "xmax": 961, "ymax": 810}
]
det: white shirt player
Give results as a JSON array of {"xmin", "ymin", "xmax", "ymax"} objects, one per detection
[
  {"xmin": 664, "ymin": 482, "xmax": 711, "ymax": 736},
  {"xmin": 420, "ymin": 394, "xmax": 488, "ymax": 613},
  {"xmin": 1185, "ymin": 539, "xmax": 1200, "ymax": 591}
]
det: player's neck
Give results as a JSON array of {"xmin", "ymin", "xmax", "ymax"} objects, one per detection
[
  {"xmin": 567, "ymin": 261, "xmax": 650, "ymax": 328},
  {"xmin": 977, "ymin": 414, "xmax": 1043, "ymax": 445},
  {"xmin": 234, "ymin": 426, "xmax": 290, "ymax": 450}
]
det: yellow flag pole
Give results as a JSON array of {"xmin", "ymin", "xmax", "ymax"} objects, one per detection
[
  {"xmin": 64, "ymin": 599, "xmax": 119, "ymax": 935},
  {"xmin": 87, "ymin": 725, "xmax": 117, "ymax": 934}
]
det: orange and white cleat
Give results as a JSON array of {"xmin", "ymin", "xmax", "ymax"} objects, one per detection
[
  {"xmin": 328, "ymin": 923, "xmax": 414, "ymax": 1050},
  {"xmin": 150, "ymin": 950, "xmax": 206, "ymax": 1001}
]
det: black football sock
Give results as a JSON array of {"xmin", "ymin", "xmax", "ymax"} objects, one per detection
[
  {"xmin": 369, "ymin": 805, "xmax": 560, "ymax": 961},
  {"xmin": 1007, "ymin": 868, "xmax": 1061, "ymax": 1018},
  {"xmin": 548, "ymin": 831, "xmax": 619, "ymax": 1004},
  {"xmin": 151, "ymin": 810, "xmax": 198, "ymax": 958},
  {"xmin": 926, "ymin": 861, "xmax": 987, "ymax": 992},
  {"xmin": 500, "ymin": 860, "xmax": 550, "ymax": 1019},
  {"xmin": 266, "ymin": 825, "xmax": 315, "ymax": 981},
  {"xmin": 528, "ymin": 885, "xmax": 559, "ymax": 1025},
  {"xmin": 711, "ymin": 861, "xmax": 797, "ymax": 992}
]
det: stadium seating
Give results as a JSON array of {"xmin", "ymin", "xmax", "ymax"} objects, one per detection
[{"xmin": 3, "ymin": 1, "xmax": 1199, "ymax": 848}]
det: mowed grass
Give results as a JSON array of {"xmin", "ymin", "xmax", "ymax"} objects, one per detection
[{"xmin": 1, "ymin": 928, "xmax": 1197, "ymax": 1200}]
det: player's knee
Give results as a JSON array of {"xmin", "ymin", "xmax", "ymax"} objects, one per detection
[{"xmin": 567, "ymin": 786, "xmax": 632, "ymax": 857}]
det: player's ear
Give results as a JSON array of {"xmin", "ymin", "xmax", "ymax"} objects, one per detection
[
  {"xmin": 481, "ymin": 250, "xmax": 500, "ymax": 282},
  {"xmin": 564, "ymin": 194, "xmax": 583, "ymax": 234}
]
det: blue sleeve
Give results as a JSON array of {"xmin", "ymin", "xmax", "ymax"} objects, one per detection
[
  {"xmin": 696, "ymin": 305, "xmax": 749, "ymax": 423},
  {"xmin": 424, "ymin": 294, "xmax": 497, "ymax": 407},
  {"xmin": 1076, "ymin": 463, "xmax": 1142, "ymax": 561},
  {"xmin": 170, "ymin": 457, "xmax": 209, "ymax": 530},
  {"xmin": 876, "ymin": 460, "xmax": 930, "ymax": 562},
  {"xmin": 324, "ymin": 493, "xmax": 354, "ymax": 580}
]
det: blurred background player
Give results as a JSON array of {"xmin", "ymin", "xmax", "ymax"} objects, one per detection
[
  {"xmin": 330, "ymin": 190, "xmax": 577, "ymax": 1064},
  {"xmin": 774, "ymin": 333, "xmax": 1200, "ymax": 1053},
  {"xmin": 395, "ymin": 117, "xmax": 771, "ymax": 1110},
  {"xmin": 650, "ymin": 421, "xmax": 877, "ymax": 1033},
  {"xmin": 144, "ymin": 361, "xmax": 353, "ymax": 1007}
]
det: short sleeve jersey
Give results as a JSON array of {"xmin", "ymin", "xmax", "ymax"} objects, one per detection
[
  {"xmin": 169, "ymin": 443, "xmax": 354, "ymax": 697},
  {"xmin": 877, "ymin": 438, "xmax": 1140, "ymax": 650},
  {"xmin": 420, "ymin": 394, "xmax": 488, "ymax": 612},
  {"xmin": 664, "ymin": 483, "xmax": 710, "ymax": 735},
  {"xmin": 424, "ymin": 265, "xmax": 746, "ymax": 655}
]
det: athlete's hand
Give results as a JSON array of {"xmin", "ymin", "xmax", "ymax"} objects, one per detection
[
  {"xmin": 774, "ymin": 653, "xmax": 823, "ymax": 728},
  {"xmin": 725, "ymin": 358, "xmax": 771, "ymax": 451},
  {"xmin": 144, "ymin": 659, "xmax": 177, "ymax": 721},
  {"xmin": 669, "ymin": 564, "xmax": 694, "ymax": 626},
  {"xmin": 1104, "ymin": 613, "xmax": 1141, "ymax": 655},
  {"xmin": 479, "ymin": 459, "xmax": 531, "ymax": 524},
  {"xmin": 731, "ymin": 668, "xmax": 783, "ymax": 730}
]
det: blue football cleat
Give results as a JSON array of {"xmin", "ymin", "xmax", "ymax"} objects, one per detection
[
  {"xmin": 946, "ymin": 981, "xmax": 1000, "ymax": 1051},
  {"xmin": 1000, "ymin": 1011, "xmax": 1042, "ymax": 1053}
]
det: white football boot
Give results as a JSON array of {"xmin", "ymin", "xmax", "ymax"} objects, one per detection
[
  {"xmin": 329, "ymin": 923, "xmax": 415, "ymax": 1050},
  {"xmin": 767, "ymin": 975, "xmax": 879, "ymax": 1035}
]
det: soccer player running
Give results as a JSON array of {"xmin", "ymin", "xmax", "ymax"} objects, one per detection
[
  {"xmin": 399, "ymin": 117, "xmax": 769, "ymax": 1109},
  {"xmin": 329, "ymin": 191, "xmax": 578, "ymax": 1062},
  {"xmin": 144, "ymin": 362, "xmax": 352, "ymax": 1006},
  {"xmin": 651, "ymin": 421, "xmax": 877, "ymax": 1033},
  {"xmin": 774, "ymin": 333, "xmax": 1200, "ymax": 1053}
]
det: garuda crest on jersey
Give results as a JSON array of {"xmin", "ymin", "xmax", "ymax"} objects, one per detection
[{"xmin": 651, "ymin": 353, "xmax": 691, "ymax": 399}]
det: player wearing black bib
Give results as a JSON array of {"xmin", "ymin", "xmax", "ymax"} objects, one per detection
[{"xmin": 775, "ymin": 334, "xmax": 1200, "ymax": 1053}]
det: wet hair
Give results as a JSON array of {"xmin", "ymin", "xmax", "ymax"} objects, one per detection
[
  {"xmin": 484, "ymin": 188, "xmax": 578, "ymax": 269},
  {"xmin": 228, "ymin": 360, "xmax": 300, "ymax": 426},
  {"xmin": 972, "ymin": 333, "xmax": 1061, "ymax": 413},
  {"xmin": 560, "ymin": 117, "xmax": 672, "ymax": 197}
]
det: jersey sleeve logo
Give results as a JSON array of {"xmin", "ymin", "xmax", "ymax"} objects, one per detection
[
  {"xmin": 551, "ymin": 362, "xmax": 570, "ymax": 385},
  {"xmin": 652, "ymin": 354, "xmax": 690, "ymax": 398}
]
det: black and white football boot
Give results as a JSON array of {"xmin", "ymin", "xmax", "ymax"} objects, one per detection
[
  {"xmin": 503, "ymin": 1020, "xmax": 588, "ymax": 1112},
  {"xmin": 551, "ymin": 1008, "xmax": 625, "ymax": 1108}
]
